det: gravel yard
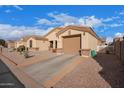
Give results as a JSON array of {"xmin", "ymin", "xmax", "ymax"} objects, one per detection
[
  {"xmin": 1, "ymin": 48, "xmax": 124, "ymax": 88},
  {"xmin": 2, "ymin": 48, "xmax": 57, "ymax": 65},
  {"xmin": 54, "ymin": 53, "xmax": 124, "ymax": 88}
]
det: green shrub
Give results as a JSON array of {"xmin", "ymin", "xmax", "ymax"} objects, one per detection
[{"xmin": 17, "ymin": 45, "xmax": 25, "ymax": 52}]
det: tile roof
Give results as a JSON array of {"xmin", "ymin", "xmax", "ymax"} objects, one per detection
[
  {"xmin": 44, "ymin": 27, "xmax": 63, "ymax": 37},
  {"xmin": 56, "ymin": 25, "xmax": 102, "ymax": 41}
]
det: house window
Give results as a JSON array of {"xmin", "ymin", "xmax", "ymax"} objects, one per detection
[
  {"xmin": 50, "ymin": 41, "xmax": 53, "ymax": 48},
  {"xmin": 29, "ymin": 40, "xmax": 32, "ymax": 48},
  {"xmin": 55, "ymin": 40, "xmax": 57, "ymax": 48}
]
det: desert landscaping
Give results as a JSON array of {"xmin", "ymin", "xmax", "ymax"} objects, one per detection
[{"xmin": 0, "ymin": 25, "xmax": 124, "ymax": 88}]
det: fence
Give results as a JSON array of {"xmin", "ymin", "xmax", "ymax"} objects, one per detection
[
  {"xmin": 114, "ymin": 37, "xmax": 124, "ymax": 63},
  {"xmin": 97, "ymin": 45, "xmax": 114, "ymax": 54},
  {"xmin": 120, "ymin": 40, "xmax": 124, "ymax": 62}
]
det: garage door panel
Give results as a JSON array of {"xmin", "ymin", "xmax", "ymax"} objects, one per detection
[{"xmin": 63, "ymin": 35, "xmax": 81, "ymax": 54}]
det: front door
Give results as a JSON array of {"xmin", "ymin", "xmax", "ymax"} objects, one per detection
[
  {"xmin": 55, "ymin": 40, "xmax": 57, "ymax": 48},
  {"xmin": 50, "ymin": 41, "xmax": 53, "ymax": 48},
  {"xmin": 29, "ymin": 40, "xmax": 32, "ymax": 48}
]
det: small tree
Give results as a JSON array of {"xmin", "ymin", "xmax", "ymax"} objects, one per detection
[
  {"xmin": 17, "ymin": 45, "xmax": 25, "ymax": 54},
  {"xmin": 0, "ymin": 39, "xmax": 6, "ymax": 47}
]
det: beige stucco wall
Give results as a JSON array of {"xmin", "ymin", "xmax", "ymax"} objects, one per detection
[
  {"xmin": 58, "ymin": 29, "xmax": 99, "ymax": 50},
  {"xmin": 45, "ymin": 29, "xmax": 61, "ymax": 41},
  {"xmin": 27, "ymin": 37, "xmax": 49, "ymax": 51},
  {"xmin": 7, "ymin": 42, "xmax": 15, "ymax": 48},
  {"xmin": 86, "ymin": 32, "xmax": 98, "ymax": 50},
  {"xmin": 45, "ymin": 28, "xmax": 100, "ymax": 50},
  {"xmin": 45, "ymin": 29, "xmax": 61, "ymax": 49},
  {"xmin": 36, "ymin": 40, "xmax": 49, "ymax": 51},
  {"xmin": 15, "ymin": 41, "xmax": 27, "ymax": 48},
  {"xmin": 27, "ymin": 38, "xmax": 36, "ymax": 48}
]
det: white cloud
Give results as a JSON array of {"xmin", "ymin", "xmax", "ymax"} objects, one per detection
[
  {"xmin": 108, "ymin": 23, "xmax": 123, "ymax": 27},
  {"xmin": 115, "ymin": 32, "xmax": 124, "ymax": 37},
  {"xmin": 80, "ymin": 16, "xmax": 103, "ymax": 27},
  {"xmin": 4, "ymin": 9, "xmax": 11, "ymax": 13},
  {"xmin": 48, "ymin": 13, "xmax": 78, "ymax": 24},
  {"xmin": 37, "ymin": 13, "xmax": 103, "ymax": 27},
  {"xmin": 102, "ymin": 16, "xmax": 119, "ymax": 22},
  {"xmin": 106, "ymin": 37, "xmax": 113, "ymax": 43},
  {"xmin": 37, "ymin": 12, "xmax": 123, "ymax": 29},
  {"xmin": 0, "ymin": 24, "xmax": 53, "ymax": 40},
  {"xmin": 121, "ymin": 21, "xmax": 124, "ymax": 23},
  {"xmin": 37, "ymin": 18, "xmax": 56, "ymax": 25},
  {"xmin": 119, "ymin": 10, "xmax": 124, "ymax": 15},
  {"xmin": 13, "ymin": 5, "xmax": 23, "ymax": 11}
]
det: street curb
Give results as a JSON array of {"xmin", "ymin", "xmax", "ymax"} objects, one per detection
[{"xmin": 0, "ymin": 54, "xmax": 44, "ymax": 88}]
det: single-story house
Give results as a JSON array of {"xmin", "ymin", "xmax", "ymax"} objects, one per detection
[
  {"xmin": 7, "ymin": 40, "xmax": 15, "ymax": 48},
  {"xmin": 15, "ymin": 36, "xmax": 30, "ymax": 48},
  {"xmin": 15, "ymin": 35, "xmax": 49, "ymax": 51},
  {"xmin": 26, "ymin": 35, "xmax": 49, "ymax": 51},
  {"xmin": 44, "ymin": 25, "xmax": 103, "ymax": 55},
  {"xmin": 14, "ymin": 25, "xmax": 103, "ymax": 56}
]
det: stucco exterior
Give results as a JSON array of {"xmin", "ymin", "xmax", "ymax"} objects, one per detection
[
  {"xmin": 27, "ymin": 37, "xmax": 49, "ymax": 51},
  {"xmin": 7, "ymin": 40, "xmax": 15, "ymax": 48},
  {"xmin": 58, "ymin": 29, "xmax": 100, "ymax": 50},
  {"xmin": 45, "ymin": 27, "xmax": 63, "ymax": 49},
  {"xmin": 15, "ymin": 40, "xmax": 27, "ymax": 48},
  {"xmin": 14, "ymin": 25, "xmax": 103, "ymax": 54},
  {"xmin": 45, "ymin": 26, "xmax": 103, "ymax": 52}
]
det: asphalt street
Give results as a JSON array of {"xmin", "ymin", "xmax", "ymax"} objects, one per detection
[{"xmin": 0, "ymin": 59, "xmax": 25, "ymax": 88}]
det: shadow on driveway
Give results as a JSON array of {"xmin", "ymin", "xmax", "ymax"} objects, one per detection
[
  {"xmin": 94, "ymin": 53, "xmax": 124, "ymax": 88},
  {"xmin": 0, "ymin": 59, "xmax": 25, "ymax": 88}
]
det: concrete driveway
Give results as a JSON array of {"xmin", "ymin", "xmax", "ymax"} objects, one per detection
[{"xmin": 22, "ymin": 54, "xmax": 79, "ymax": 86}]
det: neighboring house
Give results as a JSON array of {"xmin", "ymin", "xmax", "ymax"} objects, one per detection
[
  {"xmin": 14, "ymin": 25, "xmax": 103, "ymax": 56},
  {"xmin": 15, "ymin": 36, "xmax": 30, "ymax": 48},
  {"xmin": 7, "ymin": 40, "xmax": 15, "ymax": 48},
  {"xmin": 44, "ymin": 25, "xmax": 103, "ymax": 55},
  {"xmin": 15, "ymin": 35, "xmax": 49, "ymax": 51},
  {"xmin": 26, "ymin": 35, "xmax": 49, "ymax": 51}
]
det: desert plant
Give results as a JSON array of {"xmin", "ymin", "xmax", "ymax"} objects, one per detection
[
  {"xmin": 23, "ymin": 51, "xmax": 29, "ymax": 58},
  {"xmin": 17, "ymin": 45, "xmax": 25, "ymax": 54}
]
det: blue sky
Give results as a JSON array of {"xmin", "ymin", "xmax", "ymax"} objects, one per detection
[{"xmin": 0, "ymin": 5, "xmax": 124, "ymax": 41}]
